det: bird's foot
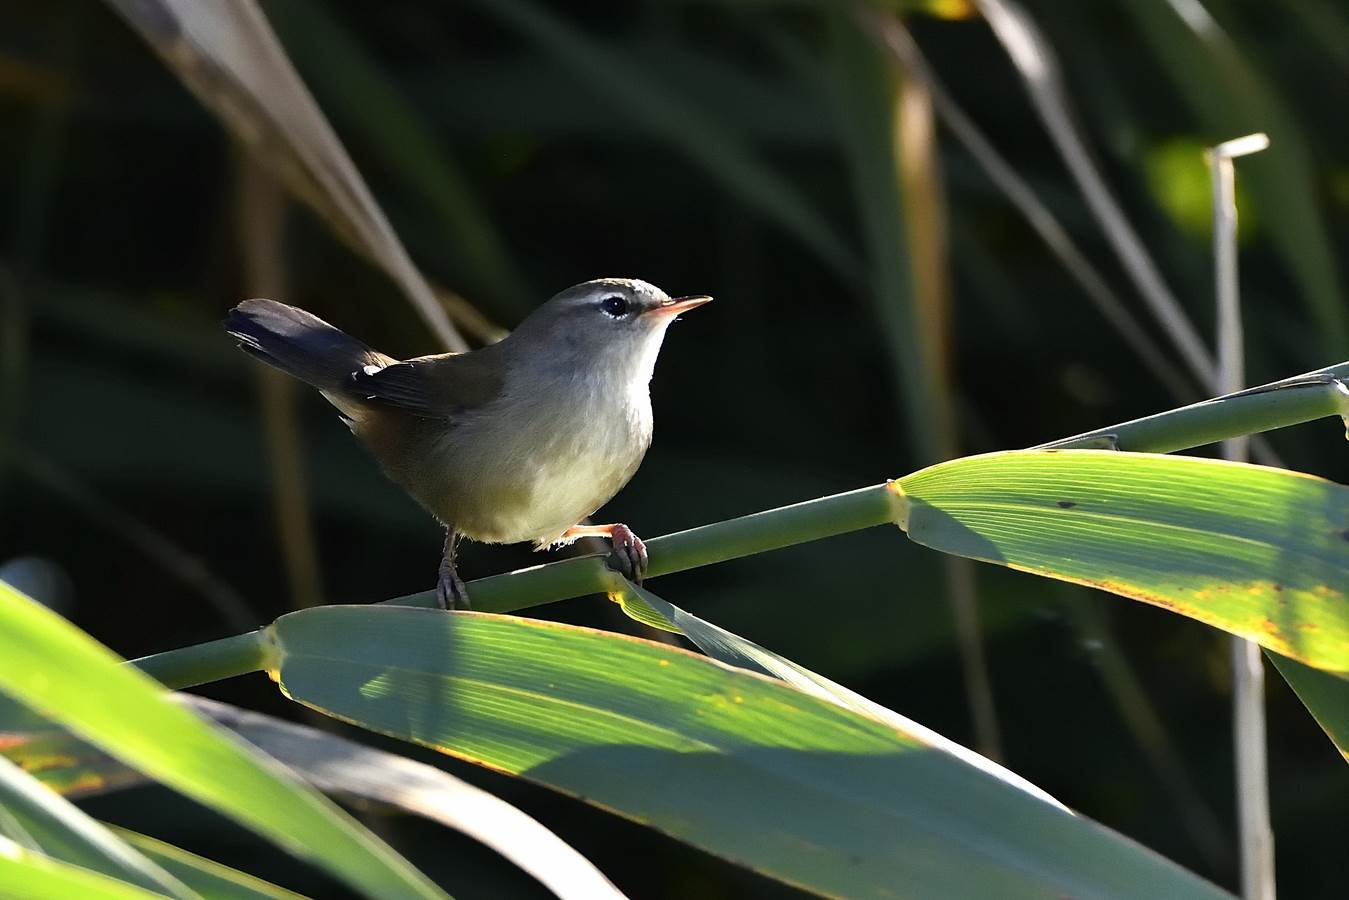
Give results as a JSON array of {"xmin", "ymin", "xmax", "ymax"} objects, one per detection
[
  {"xmin": 559, "ymin": 523, "xmax": 647, "ymax": 584},
  {"xmin": 606, "ymin": 524, "xmax": 648, "ymax": 584},
  {"xmin": 436, "ymin": 560, "xmax": 470, "ymax": 610}
]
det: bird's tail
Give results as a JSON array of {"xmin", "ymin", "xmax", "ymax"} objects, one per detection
[{"xmin": 224, "ymin": 299, "xmax": 390, "ymax": 392}]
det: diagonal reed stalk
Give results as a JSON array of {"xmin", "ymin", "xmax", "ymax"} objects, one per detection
[
  {"xmin": 857, "ymin": 8, "xmax": 1197, "ymax": 401},
  {"xmin": 1060, "ymin": 588, "xmax": 1230, "ymax": 869},
  {"xmin": 105, "ymin": 0, "xmax": 469, "ymax": 351},
  {"xmin": 973, "ymin": 0, "xmax": 1217, "ymax": 389},
  {"xmin": 133, "ymin": 362, "xmax": 1349, "ymax": 690},
  {"xmin": 13, "ymin": 449, "xmax": 259, "ymax": 631}
]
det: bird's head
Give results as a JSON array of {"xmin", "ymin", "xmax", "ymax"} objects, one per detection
[{"xmin": 510, "ymin": 278, "xmax": 711, "ymax": 383}]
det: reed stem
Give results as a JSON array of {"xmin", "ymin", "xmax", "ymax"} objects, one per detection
[{"xmin": 131, "ymin": 362, "xmax": 1349, "ymax": 690}]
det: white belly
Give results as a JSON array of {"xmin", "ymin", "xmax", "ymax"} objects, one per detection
[
  {"xmin": 436, "ymin": 376, "xmax": 652, "ymax": 545},
  {"xmin": 492, "ymin": 447, "xmax": 641, "ymax": 546}
]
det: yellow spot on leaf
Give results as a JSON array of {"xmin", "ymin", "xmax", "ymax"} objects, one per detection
[
  {"xmin": 64, "ymin": 774, "xmax": 108, "ymax": 793},
  {"xmin": 927, "ymin": 0, "xmax": 976, "ymax": 20}
]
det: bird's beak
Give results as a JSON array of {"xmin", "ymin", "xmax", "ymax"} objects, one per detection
[{"xmin": 646, "ymin": 295, "xmax": 712, "ymax": 318}]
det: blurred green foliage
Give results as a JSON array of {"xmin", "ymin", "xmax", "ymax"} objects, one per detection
[{"xmin": 1145, "ymin": 137, "xmax": 1256, "ymax": 241}]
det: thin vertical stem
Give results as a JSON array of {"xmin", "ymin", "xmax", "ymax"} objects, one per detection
[
  {"xmin": 1231, "ymin": 636, "xmax": 1271, "ymax": 899},
  {"xmin": 894, "ymin": 49, "xmax": 1000, "ymax": 758},
  {"xmin": 1209, "ymin": 132, "xmax": 1273, "ymax": 900},
  {"xmin": 237, "ymin": 158, "xmax": 326, "ymax": 610}
]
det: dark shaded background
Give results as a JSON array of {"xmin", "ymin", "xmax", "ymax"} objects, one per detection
[{"xmin": 2, "ymin": 0, "xmax": 1346, "ymax": 897}]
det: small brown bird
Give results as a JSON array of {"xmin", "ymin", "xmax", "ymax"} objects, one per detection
[{"xmin": 225, "ymin": 278, "xmax": 710, "ymax": 608}]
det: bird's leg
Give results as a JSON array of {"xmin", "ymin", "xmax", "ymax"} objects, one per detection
[
  {"xmin": 436, "ymin": 527, "xmax": 470, "ymax": 610},
  {"xmin": 559, "ymin": 523, "xmax": 648, "ymax": 584}
]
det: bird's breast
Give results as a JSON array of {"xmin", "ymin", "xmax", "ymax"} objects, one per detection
[{"xmin": 418, "ymin": 374, "xmax": 653, "ymax": 545}]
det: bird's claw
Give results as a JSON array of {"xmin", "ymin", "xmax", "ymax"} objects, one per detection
[
  {"xmin": 605, "ymin": 523, "xmax": 648, "ymax": 584},
  {"xmin": 436, "ymin": 562, "xmax": 470, "ymax": 610}
]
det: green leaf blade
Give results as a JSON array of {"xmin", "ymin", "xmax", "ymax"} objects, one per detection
[
  {"xmin": 0, "ymin": 584, "xmax": 447, "ymax": 900},
  {"xmin": 898, "ymin": 450, "xmax": 1349, "ymax": 672},
  {"xmin": 0, "ymin": 756, "xmax": 193, "ymax": 898},
  {"xmin": 3, "ymin": 698, "xmax": 625, "ymax": 900},
  {"xmin": 1268, "ymin": 654, "xmax": 1349, "ymax": 759},
  {"xmin": 0, "ymin": 835, "xmax": 168, "ymax": 900},
  {"xmin": 109, "ymin": 829, "xmax": 307, "ymax": 900},
  {"xmin": 270, "ymin": 605, "xmax": 1229, "ymax": 899}
]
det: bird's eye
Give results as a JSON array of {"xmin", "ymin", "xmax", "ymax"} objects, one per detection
[{"xmin": 599, "ymin": 295, "xmax": 630, "ymax": 318}]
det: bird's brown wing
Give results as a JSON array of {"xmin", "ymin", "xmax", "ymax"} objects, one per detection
[{"xmin": 345, "ymin": 348, "xmax": 505, "ymax": 419}]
